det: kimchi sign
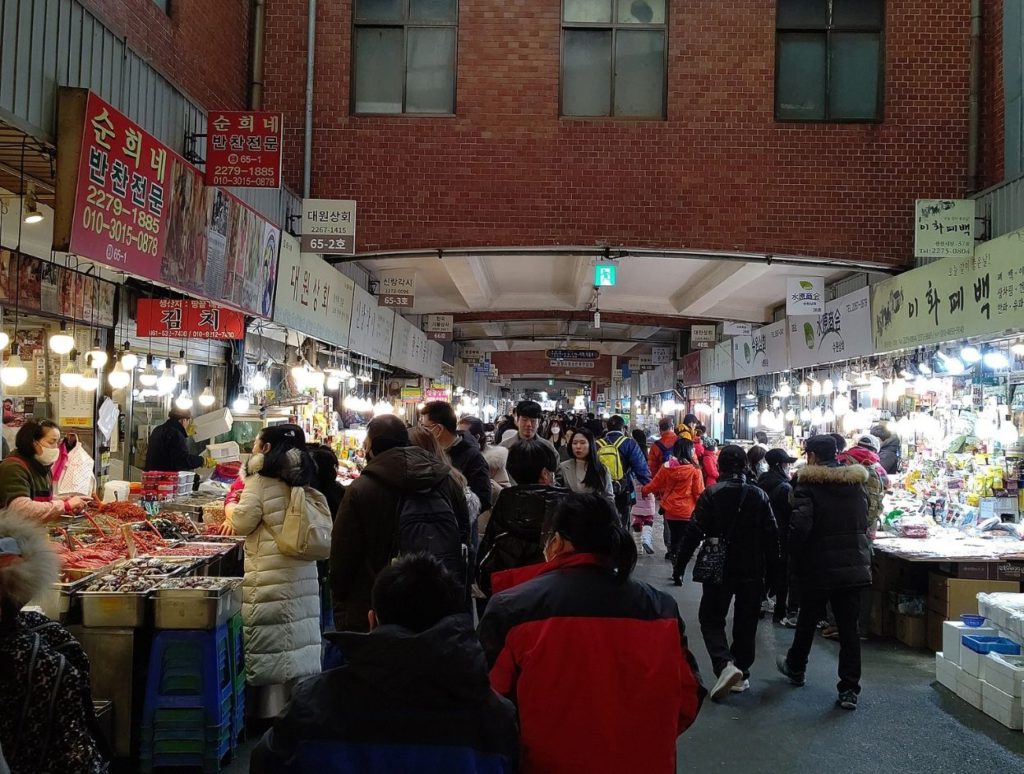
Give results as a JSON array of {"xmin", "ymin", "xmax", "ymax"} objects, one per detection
[
  {"xmin": 136, "ymin": 299, "xmax": 245, "ymax": 340},
  {"xmin": 55, "ymin": 88, "xmax": 281, "ymax": 320}
]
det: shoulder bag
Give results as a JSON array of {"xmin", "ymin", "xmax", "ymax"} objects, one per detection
[{"xmin": 692, "ymin": 484, "xmax": 749, "ymax": 585}]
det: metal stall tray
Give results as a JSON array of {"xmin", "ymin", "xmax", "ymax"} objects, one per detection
[
  {"xmin": 80, "ymin": 591, "xmax": 151, "ymax": 627},
  {"xmin": 153, "ymin": 578, "xmax": 243, "ymax": 629},
  {"xmin": 30, "ymin": 571, "xmax": 100, "ymax": 623}
]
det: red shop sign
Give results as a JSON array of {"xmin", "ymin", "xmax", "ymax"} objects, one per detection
[
  {"xmin": 205, "ymin": 111, "xmax": 283, "ymax": 188},
  {"xmin": 136, "ymin": 299, "xmax": 245, "ymax": 340}
]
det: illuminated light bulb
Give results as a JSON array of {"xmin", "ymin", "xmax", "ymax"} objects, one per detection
[
  {"xmin": 139, "ymin": 363, "xmax": 158, "ymax": 388},
  {"xmin": 800, "ymin": 408, "xmax": 812, "ymax": 423},
  {"xmin": 156, "ymin": 368, "xmax": 177, "ymax": 395},
  {"xmin": 120, "ymin": 346, "xmax": 138, "ymax": 371},
  {"xmin": 869, "ymin": 376, "xmax": 884, "ymax": 400},
  {"xmin": 997, "ymin": 422, "xmax": 1020, "ymax": 446},
  {"xmin": 373, "ymin": 399, "xmax": 394, "ymax": 417},
  {"xmin": 343, "ymin": 393, "xmax": 357, "ymax": 409},
  {"xmin": 86, "ymin": 348, "xmax": 108, "ymax": 370},
  {"xmin": 937, "ymin": 352, "xmax": 965, "ymax": 375},
  {"xmin": 778, "ymin": 383, "xmax": 792, "ymax": 398},
  {"xmin": 198, "ymin": 380, "xmax": 216, "ymax": 407},
  {"xmin": 173, "ymin": 351, "xmax": 188, "ymax": 377},
  {"xmin": 325, "ymin": 373, "xmax": 341, "ymax": 391},
  {"xmin": 772, "ymin": 398, "xmax": 781, "ymax": 409},
  {"xmin": 824, "ymin": 408, "xmax": 836, "ymax": 423},
  {"xmin": 0, "ymin": 354, "xmax": 28, "ymax": 387},
  {"xmin": 251, "ymin": 371, "xmax": 268, "ymax": 391},
  {"xmin": 785, "ymin": 409, "xmax": 796, "ymax": 422},
  {"xmin": 107, "ymin": 363, "xmax": 131, "ymax": 390},
  {"xmin": 960, "ymin": 344, "xmax": 982, "ymax": 364},
  {"xmin": 0, "ymin": 331, "xmax": 8, "ymax": 351},
  {"xmin": 60, "ymin": 361, "xmax": 83, "ymax": 388},
  {"xmin": 49, "ymin": 323, "xmax": 75, "ymax": 355},
  {"xmin": 983, "ymin": 350, "xmax": 1010, "ymax": 370},
  {"xmin": 886, "ymin": 379, "xmax": 907, "ymax": 403},
  {"xmin": 823, "ymin": 380, "xmax": 835, "ymax": 396},
  {"xmin": 797, "ymin": 382, "xmax": 809, "ymax": 397},
  {"xmin": 749, "ymin": 410, "xmax": 761, "ymax": 426},
  {"xmin": 232, "ymin": 395, "xmax": 250, "ymax": 413},
  {"xmin": 175, "ymin": 389, "xmax": 193, "ymax": 411},
  {"xmin": 306, "ymin": 369, "xmax": 326, "ymax": 390},
  {"xmin": 811, "ymin": 379, "xmax": 822, "ymax": 397},
  {"xmin": 1012, "ymin": 342, "xmax": 1024, "ymax": 357},
  {"xmin": 833, "ymin": 394, "xmax": 851, "ymax": 417},
  {"xmin": 79, "ymin": 369, "xmax": 99, "ymax": 392},
  {"xmin": 837, "ymin": 375, "xmax": 850, "ymax": 393},
  {"xmin": 917, "ymin": 360, "xmax": 931, "ymax": 376},
  {"xmin": 347, "ymin": 376, "xmax": 357, "ymax": 388}
]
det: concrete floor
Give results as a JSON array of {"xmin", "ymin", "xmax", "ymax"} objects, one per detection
[{"xmin": 224, "ymin": 520, "xmax": 1024, "ymax": 773}]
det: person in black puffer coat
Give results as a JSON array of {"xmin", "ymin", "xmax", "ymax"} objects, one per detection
[
  {"xmin": 777, "ymin": 435, "xmax": 871, "ymax": 712},
  {"xmin": 756, "ymin": 449, "xmax": 799, "ymax": 625}
]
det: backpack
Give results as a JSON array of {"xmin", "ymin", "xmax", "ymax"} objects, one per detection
[
  {"xmin": 274, "ymin": 485, "xmax": 334, "ymax": 561},
  {"xmin": 654, "ymin": 440, "xmax": 674, "ymax": 466},
  {"xmin": 394, "ymin": 482, "xmax": 466, "ymax": 581},
  {"xmin": 597, "ymin": 436, "xmax": 628, "ymax": 494}
]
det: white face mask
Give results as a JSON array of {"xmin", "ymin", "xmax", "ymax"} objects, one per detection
[
  {"xmin": 35, "ymin": 446, "xmax": 60, "ymax": 466},
  {"xmin": 551, "ymin": 426, "xmax": 560, "ymax": 436}
]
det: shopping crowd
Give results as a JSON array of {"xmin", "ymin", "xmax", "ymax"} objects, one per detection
[{"xmin": 0, "ymin": 401, "xmax": 890, "ymax": 774}]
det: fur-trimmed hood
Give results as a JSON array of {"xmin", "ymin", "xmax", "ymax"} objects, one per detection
[
  {"xmin": 796, "ymin": 463, "xmax": 869, "ymax": 485},
  {"xmin": 0, "ymin": 513, "xmax": 61, "ymax": 608}
]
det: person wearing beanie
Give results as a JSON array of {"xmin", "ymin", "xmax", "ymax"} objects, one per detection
[
  {"xmin": 0, "ymin": 514, "xmax": 108, "ymax": 773},
  {"xmin": 777, "ymin": 435, "xmax": 871, "ymax": 711},
  {"xmin": 143, "ymin": 406, "xmax": 203, "ymax": 472},
  {"xmin": 332, "ymin": 415, "xmax": 470, "ymax": 632}
]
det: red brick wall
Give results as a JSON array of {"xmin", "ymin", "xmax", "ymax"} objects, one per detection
[
  {"xmin": 81, "ymin": 0, "xmax": 251, "ymax": 110},
  {"xmin": 264, "ymin": 1, "xmax": 974, "ymax": 268},
  {"xmin": 982, "ymin": 0, "xmax": 1005, "ymax": 190}
]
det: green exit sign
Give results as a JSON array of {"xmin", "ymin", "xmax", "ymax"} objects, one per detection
[{"xmin": 594, "ymin": 264, "xmax": 617, "ymax": 287}]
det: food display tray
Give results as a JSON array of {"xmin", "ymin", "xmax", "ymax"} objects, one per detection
[
  {"xmin": 80, "ymin": 591, "xmax": 151, "ymax": 627},
  {"xmin": 153, "ymin": 579, "xmax": 243, "ymax": 629}
]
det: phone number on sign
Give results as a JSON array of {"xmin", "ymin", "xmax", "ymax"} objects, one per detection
[{"xmin": 80, "ymin": 204, "xmax": 160, "ymax": 259}]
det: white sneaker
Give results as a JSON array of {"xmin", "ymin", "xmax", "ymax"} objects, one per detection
[
  {"xmin": 710, "ymin": 663, "xmax": 744, "ymax": 702},
  {"xmin": 730, "ymin": 679, "xmax": 750, "ymax": 693},
  {"xmin": 761, "ymin": 598, "xmax": 775, "ymax": 614}
]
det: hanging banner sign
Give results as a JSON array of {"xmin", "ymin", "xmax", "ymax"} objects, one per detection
[
  {"xmin": 915, "ymin": 199, "xmax": 975, "ymax": 260},
  {"xmin": 690, "ymin": 324, "xmax": 717, "ymax": 344},
  {"xmin": 425, "ymin": 386, "xmax": 450, "ymax": 400},
  {"xmin": 700, "ymin": 341, "xmax": 734, "ymax": 384},
  {"xmin": 652, "ymin": 346, "xmax": 674, "ymax": 365},
  {"xmin": 54, "ymin": 89, "xmax": 280, "ymax": 319},
  {"xmin": 547, "ymin": 349, "xmax": 599, "ymax": 361},
  {"xmin": 423, "ymin": 314, "xmax": 454, "ymax": 341},
  {"xmin": 872, "ymin": 228, "xmax": 1024, "ymax": 353},
  {"xmin": 136, "ymin": 299, "xmax": 245, "ymax": 339},
  {"xmin": 762, "ymin": 319, "xmax": 789, "ymax": 374},
  {"xmin": 786, "ymin": 277, "xmax": 825, "ymax": 315},
  {"xmin": 790, "ymin": 286, "xmax": 873, "ymax": 368},
  {"xmin": 0, "ymin": 250, "xmax": 116, "ymax": 328},
  {"xmin": 273, "ymin": 234, "xmax": 355, "ymax": 349},
  {"xmin": 732, "ymin": 328, "xmax": 767, "ymax": 379},
  {"xmin": 722, "ymin": 321, "xmax": 753, "ymax": 336},
  {"xmin": 378, "ymin": 270, "xmax": 416, "ymax": 308},
  {"xmin": 348, "ymin": 282, "xmax": 395, "ymax": 363},
  {"xmin": 549, "ymin": 359, "xmax": 596, "ymax": 369},
  {"xmin": 301, "ymin": 198, "xmax": 356, "ymax": 254},
  {"xmin": 205, "ymin": 111, "xmax": 283, "ymax": 188},
  {"xmin": 680, "ymin": 351, "xmax": 702, "ymax": 386}
]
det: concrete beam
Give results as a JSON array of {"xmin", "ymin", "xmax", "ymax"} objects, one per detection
[
  {"xmin": 669, "ymin": 262, "xmax": 774, "ymax": 317},
  {"xmin": 442, "ymin": 255, "xmax": 494, "ymax": 310}
]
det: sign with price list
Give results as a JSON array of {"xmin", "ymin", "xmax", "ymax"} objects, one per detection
[
  {"xmin": 301, "ymin": 199, "xmax": 357, "ymax": 255},
  {"xmin": 273, "ymin": 234, "xmax": 356, "ymax": 349},
  {"xmin": 136, "ymin": 299, "xmax": 245, "ymax": 339},
  {"xmin": 205, "ymin": 111, "xmax": 283, "ymax": 188}
]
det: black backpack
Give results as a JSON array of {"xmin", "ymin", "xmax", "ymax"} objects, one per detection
[{"xmin": 394, "ymin": 482, "xmax": 466, "ymax": 582}]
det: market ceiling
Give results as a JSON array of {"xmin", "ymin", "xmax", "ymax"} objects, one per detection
[{"xmin": 348, "ymin": 249, "xmax": 891, "ymax": 357}]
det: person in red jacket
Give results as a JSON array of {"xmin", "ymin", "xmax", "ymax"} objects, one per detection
[
  {"xmin": 647, "ymin": 417, "xmax": 678, "ymax": 472},
  {"xmin": 699, "ymin": 438, "xmax": 720, "ymax": 487},
  {"xmin": 479, "ymin": 493, "xmax": 705, "ymax": 774},
  {"xmin": 642, "ymin": 438, "xmax": 705, "ymax": 579}
]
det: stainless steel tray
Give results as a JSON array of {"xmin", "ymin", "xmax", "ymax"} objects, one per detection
[
  {"xmin": 80, "ymin": 591, "xmax": 150, "ymax": 627},
  {"xmin": 153, "ymin": 579, "xmax": 243, "ymax": 629}
]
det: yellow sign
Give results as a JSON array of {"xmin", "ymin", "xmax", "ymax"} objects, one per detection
[{"xmin": 872, "ymin": 228, "xmax": 1024, "ymax": 353}]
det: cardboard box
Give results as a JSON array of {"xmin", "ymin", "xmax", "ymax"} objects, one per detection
[
  {"xmin": 935, "ymin": 652, "xmax": 961, "ymax": 692},
  {"xmin": 927, "ymin": 575, "xmax": 1020, "ymax": 620},
  {"xmin": 927, "ymin": 611, "xmax": 943, "ymax": 652},
  {"xmin": 896, "ymin": 614, "xmax": 927, "ymax": 649},
  {"xmin": 942, "ymin": 621, "xmax": 997, "ymax": 665},
  {"xmin": 984, "ymin": 653, "xmax": 1024, "ymax": 699},
  {"xmin": 981, "ymin": 680, "xmax": 1024, "ymax": 730},
  {"xmin": 191, "ymin": 409, "xmax": 233, "ymax": 442}
]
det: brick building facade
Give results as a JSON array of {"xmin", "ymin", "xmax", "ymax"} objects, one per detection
[{"xmin": 263, "ymin": 1, "xmax": 984, "ymax": 268}]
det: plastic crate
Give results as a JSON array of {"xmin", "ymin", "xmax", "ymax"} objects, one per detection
[{"xmin": 962, "ymin": 635, "xmax": 1022, "ymax": 656}]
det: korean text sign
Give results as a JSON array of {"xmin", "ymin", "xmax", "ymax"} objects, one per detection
[
  {"xmin": 301, "ymin": 199, "xmax": 356, "ymax": 254},
  {"xmin": 56, "ymin": 89, "xmax": 281, "ymax": 319},
  {"xmin": 786, "ymin": 277, "xmax": 825, "ymax": 315},
  {"xmin": 914, "ymin": 199, "xmax": 975, "ymax": 260},
  {"xmin": 273, "ymin": 234, "xmax": 356, "ymax": 349},
  {"xmin": 378, "ymin": 269, "xmax": 416, "ymax": 308},
  {"xmin": 205, "ymin": 111, "xmax": 283, "ymax": 188},
  {"xmin": 790, "ymin": 286, "xmax": 873, "ymax": 368},
  {"xmin": 136, "ymin": 299, "xmax": 245, "ymax": 339},
  {"xmin": 872, "ymin": 228, "xmax": 1024, "ymax": 353}
]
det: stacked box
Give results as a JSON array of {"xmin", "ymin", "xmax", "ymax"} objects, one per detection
[
  {"xmin": 981, "ymin": 681, "xmax": 1023, "ymax": 730},
  {"xmin": 934, "ymin": 652, "xmax": 961, "ymax": 692},
  {"xmin": 956, "ymin": 670, "xmax": 983, "ymax": 709},
  {"xmin": 943, "ymin": 622, "xmax": 997, "ymax": 665},
  {"xmin": 983, "ymin": 653, "xmax": 1024, "ymax": 699}
]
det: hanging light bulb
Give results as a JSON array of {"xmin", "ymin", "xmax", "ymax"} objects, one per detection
[
  {"xmin": 772, "ymin": 397, "xmax": 781, "ymax": 409},
  {"xmin": 824, "ymin": 408, "xmax": 836, "ymax": 423},
  {"xmin": 797, "ymin": 381, "xmax": 809, "ymax": 397},
  {"xmin": 785, "ymin": 408, "xmax": 796, "ymax": 422},
  {"xmin": 175, "ymin": 383, "xmax": 193, "ymax": 411},
  {"xmin": 983, "ymin": 350, "xmax": 1010, "ymax": 370},
  {"xmin": 60, "ymin": 359, "xmax": 83, "ymax": 388},
  {"xmin": 173, "ymin": 350, "xmax": 188, "ymax": 377},
  {"xmin": 837, "ymin": 374, "xmax": 850, "ymax": 393},
  {"xmin": 823, "ymin": 379, "xmax": 835, "ymax": 396},
  {"xmin": 291, "ymin": 362, "xmax": 308, "ymax": 389},
  {"xmin": 778, "ymin": 382, "xmax": 792, "ymax": 398},
  {"xmin": 997, "ymin": 421, "xmax": 1020, "ymax": 446},
  {"xmin": 0, "ymin": 354, "xmax": 28, "ymax": 387},
  {"xmin": 48, "ymin": 322, "xmax": 74, "ymax": 355},
  {"xmin": 1012, "ymin": 342, "xmax": 1024, "ymax": 357},
  {"xmin": 886, "ymin": 378, "xmax": 907, "ymax": 403},
  {"xmin": 198, "ymin": 379, "xmax": 216, "ymax": 408},
  {"xmin": 306, "ymin": 368, "xmax": 326, "ymax": 391},
  {"xmin": 85, "ymin": 337, "xmax": 108, "ymax": 369},
  {"xmin": 325, "ymin": 372, "xmax": 341, "ymax": 391},
  {"xmin": 232, "ymin": 395, "xmax": 251, "ymax": 413},
  {"xmin": 373, "ymin": 399, "xmax": 394, "ymax": 417},
  {"xmin": 251, "ymin": 369, "xmax": 268, "ymax": 391},
  {"xmin": 343, "ymin": 392, "xmax": 357, "ymax": 410},
  {"xmin": 156, "ymin": 364, "xmax": 177, "ymax": 395},
  {"xmin": 869, "ymin": 375, "xmax": 884, "ymax": 400},
  {"xmin": 800, "ymin": 408, "xmax": 812, "ymax": 423},
  {"xmin": 139, "ymin": 355, "xmax": 158, "ymax": 388},
  {"xmin": 107, "ymin": 362, "xmax": 131, "ymax": 390},
  {"xmin": 348, "ymin": 376, "xmax": 357, "ymax": 388},
  {"xmin": 79, "ymin": 368, "xmax": 99, "ymax": 392},
  {"xmin": 120, "ymin": 343, "xmax": 138, "ymax": 371},
  {"xmin": 0, "ymin": 331, "xmax": 8, "ymax": 351},
  {"xmin": 810, "ymin": 376, "xmax": 822, "ymax": 397},
  {"xmin": 833, "ymin": 394, "xmax": 851, "ymax": 417},
  {"xmin": 936, "ymin": 351, "xmax": 965, "ymax": 375},
  {"xmin": 960, "ymin": 344, "xmax": 982, "ymax": 364}
]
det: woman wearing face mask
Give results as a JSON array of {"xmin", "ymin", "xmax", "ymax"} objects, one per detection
[
  {"xmin": 0, "ymin": 421, "xmax": 89, "ymax": 521},
  {"xmin": 556, "ymin": 427, "xmax": 613, "ymax": 503},
  {"xmin": 544, "ymin": 419, "xmax": 569, "ymax": 461}
]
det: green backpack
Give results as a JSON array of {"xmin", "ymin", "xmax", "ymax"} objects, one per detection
[{"xmin": 596, "ymin": 436, "xmax": 628, "ymax": 493}]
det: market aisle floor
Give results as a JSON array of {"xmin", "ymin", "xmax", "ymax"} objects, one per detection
[{"xmin": 225, "ymin": 522, "xmax": 1024, "ymax": 774}]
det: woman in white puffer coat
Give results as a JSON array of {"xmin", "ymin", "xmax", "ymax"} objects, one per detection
[{"xmin": 224, "ymin": 424, "xmax": 322, "ymax": 716}]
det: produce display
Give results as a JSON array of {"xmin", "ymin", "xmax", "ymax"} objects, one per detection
[
  {"xmin": 148, "ymin": 513, "xmax": 201, "ymax": 540},
  {"xmin": 151, "ymin": 543, "xmax": 228, "ymax": 558},
  {"xmin": 83, "ymin": 558, "xmax": 184, "ymax": 592},
  {"xmin": 156, "ymin": 576, "xmax": 240, "ymax": 591}
]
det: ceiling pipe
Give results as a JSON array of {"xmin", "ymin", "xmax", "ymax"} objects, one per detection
[{"xmin": 302, "ymin": 0, "xmax": 317, "ymax": 198}]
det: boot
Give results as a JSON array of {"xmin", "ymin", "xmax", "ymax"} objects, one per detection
[
  {"xmin": 641, "ymin": 525, "xmax": 655, "ymax": 555},
  {"xmin": 633, "ymin": 529, "xmax": 644, "ymax": 556}
]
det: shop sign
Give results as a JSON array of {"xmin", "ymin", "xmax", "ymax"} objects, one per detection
[
  {"xmin": 790, "ymin": 286, "xmax": 873, "ymax": 368},
  {"xmin": 690, "ymin": 324, "xmax": 717, "ymax": 346},
  {"xmin": 786, "ymin": 277, "xmax": 825, "ymax": 315},
  {"xmin": 401, "ymin": 386, "xmax": 423, "ymax": 403},
  {"xmin": 388, "ymin": 315, "xmax": 443, "ymax": 378},
  {"xmin": 648, "ymin": 362, "xmax": 675, "ymax": 394},
  {"xmin": 549, "ymin": 359, "xmax": 596, "ymax": 369},
  {"xmin": 423, "ymin": 314, "xmax": 454, "ymax": 341},
  {"xmin": 762, "ymin": 319, "xmax": 790, "ymax": 374},
  {"xmin": 205, "ymin": 111, "xmax": 283, "ymax": 188},
  {"xmin": 547, "ymin": 349, "xmax": 599, "ymax": 361},
  {"xmin": 632, "ymin": 354, "xmax": 654, "ymax": 371},
  {"xmin": 652, "ymin": 346, "xmax": 674, "ymax": 365},
  {"xmin": 0, "ymin": 250, "xmax": 115, "ymax": 327},
  {"xmin": 732, "ymin": 327, "xmax": 766, "ymax": 379},
  {"xmin": 699, "ymin": 340, "xmax": 733, "ymax": 384},
  {"xmin": 460, "ymin": 347, "xmax": 482, "ymax": 364},
  {"xmin": 872, "ymin": 228, "xmax": 1024, "ymax": 352},
  {"xmin": 377, "ymin": 270, "xmax": 416, "ymax": 308},
  {"xmin": 54, "ymin": 89, "xmax": 280, "ymax": 319},
  {"xmin": 680, "ymin": 351, "xmax": 702, "ymax": 386},
  {"xmin": 273, "ymin": 234, "xmax": 355, "ymax": 349},
  {"xmin": 722, "ymin": 321, "xmax": 753, "ymax": 336},
  {"xmin": 915, "ymin": 199, "xmax": 975, "ymax": 259},
  {"xmin": 348, "ymin": 283, "xmax": 395, "ymax": 363},
  {"xmin": 136, "ymin": 299, "xmax": 245, "ymax": 339},
  {"xmin": 425, "ymin": 386, "xmax": 449, "ymax": 400},
  {"xmin": 301, "ymin": 199, "xmax": 356, "ymax": 254}
]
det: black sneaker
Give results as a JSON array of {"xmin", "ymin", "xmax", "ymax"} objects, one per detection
[
  {"xmin": 776, "ymin": 655, "xmax": 806, "ymax": 686},
  {"xmin": 837, "ymin": 690, "xmax": 858, "ymax": 710}
]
